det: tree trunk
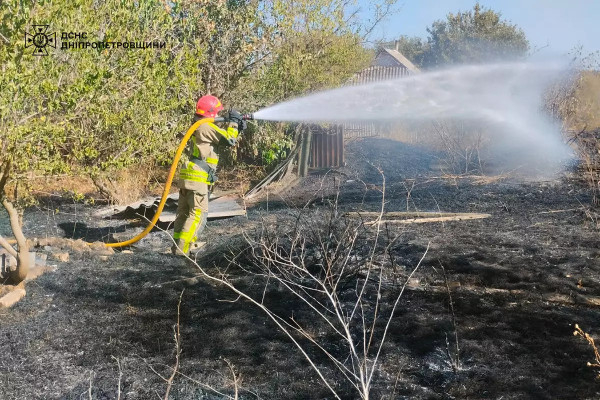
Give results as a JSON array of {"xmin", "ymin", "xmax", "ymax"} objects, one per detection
[
  {"xmin": 0, "ymin": 235, "xmax": 18, "ymax": 258},
  {"xmin": 1, "ymin": 198, "xmax": 29, "ymax": 284}
]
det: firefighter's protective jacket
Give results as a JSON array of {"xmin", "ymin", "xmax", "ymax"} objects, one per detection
[{"xmin": 179, "ymin": 119, "xmax": 239, "ymax": 194}]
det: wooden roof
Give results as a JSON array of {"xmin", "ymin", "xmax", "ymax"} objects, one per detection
[{"xmin": 373, "ymin": 48, "xmax": 420, "ymax": 73}]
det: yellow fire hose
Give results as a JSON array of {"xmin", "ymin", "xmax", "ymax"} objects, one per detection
[{"xmin": 104, "ymin": 118, "xmax": 214, "ymax": 248}]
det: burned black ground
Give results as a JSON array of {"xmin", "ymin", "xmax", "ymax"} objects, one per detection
[{"xmin": 1, "ymin": 138, "xmax": 599, "ymax": 399}]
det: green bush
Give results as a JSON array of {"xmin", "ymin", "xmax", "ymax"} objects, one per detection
[{"xmin": 1, "ymin": 0, "xmax": 375, "ymax": 203}]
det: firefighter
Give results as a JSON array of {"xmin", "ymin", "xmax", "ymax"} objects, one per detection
[{"xmin": 172, "ymin": 95, "xmax": 245, "ymax": 256}]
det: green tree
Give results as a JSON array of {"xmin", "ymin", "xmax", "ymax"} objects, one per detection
[
  {"xmin": 0, "ymin": 0, "xmax": 388, "ymax": 278},
  {"xmin": 233, "ymin": 0, "xmax": 375, "ymax": 108},
  {"xmin": 230, "ymin": 0, "xmax": 375, "ymax": 167},
  {"xmin": 0, "ymin": 0, "xmax": 267, "ymax": 280},
  {"xmin": 386, "ymin": 3, "xmax": 529, "ymax": 69}
]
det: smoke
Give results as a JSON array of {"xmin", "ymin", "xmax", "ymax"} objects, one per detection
[{"xmin": 254, "ymin": 62, "xmax": 574, "ymax": 177}]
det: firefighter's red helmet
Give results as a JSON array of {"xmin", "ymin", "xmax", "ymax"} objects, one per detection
[{"xmin": 195, "ymin": 95, "xmax": 223, "ymax": 118}]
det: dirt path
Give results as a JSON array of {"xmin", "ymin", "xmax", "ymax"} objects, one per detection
[{"xmin": 1, "ymin": 138, "xmax": 599, "ymax": 399}]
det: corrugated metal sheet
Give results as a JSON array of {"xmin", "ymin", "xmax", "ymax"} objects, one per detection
[
  {"xmin": 92, "ymin": 193, "xmax": 245, "ymax": 222},
  {"xmin": 308, "ymin": 125, "xmax": 344, "ymax": 169}
]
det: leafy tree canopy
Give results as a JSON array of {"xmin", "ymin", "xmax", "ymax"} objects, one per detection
[
  {"xmin": 0, "ymin": 0, "xmax": 377, "ymax": 204},
  {"xmin": 381, "ymin": 3, "xmax": 529, "ymax": 69}
]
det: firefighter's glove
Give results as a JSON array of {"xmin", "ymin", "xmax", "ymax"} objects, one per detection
[
  {"xmin": 238, "ymin": 119, "xmax": 248, "ymax": 134},
  {"xmin": 207, "ymin": 168, "xmax": 218, "ymax": 184},
  {"xmin": 227, "ymin": 109, "xmax": 244, "ymax": 127}
]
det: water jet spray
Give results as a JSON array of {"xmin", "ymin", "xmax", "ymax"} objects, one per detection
[
  {"xmin": 102, "ymin": 62, "xmax": 574, "ymax": 248},
  {"xmin": 252, "ymin": 61, "xmax": 573, "ymax": 175}
]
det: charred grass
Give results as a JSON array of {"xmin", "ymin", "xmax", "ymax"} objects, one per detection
[{"xmin": 1, "ymin": 138, "xmax": 600, "ymax": 399}]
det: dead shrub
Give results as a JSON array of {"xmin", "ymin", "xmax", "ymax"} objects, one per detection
[
  {"xmin": 568, "ymin": 129, "xmax": 600, "ymax": 205},
  {"xmin": 429, "ymin": 120, "xmax": 488, "ymax": 174},
  {"xmin": 573, "ymin": 324, "xmax": 600, "ymax": 378},
  {"xmin": 92, "ymin": 166, "xmax": 160, "ymax": 205},
  {"xmin": 384, "ymin": 119, "xmax": 489, "ymax": 175},
  {"xmin": 544, "ymin": 57, "xmax": 600, "ymax": 204},
  {"xmin": 184, "ymin": 174, "xmax": 430, "ymax": 399},
  {"xmin": 546, "ymin": 70, "xmax": 600, "ymax": 133}
]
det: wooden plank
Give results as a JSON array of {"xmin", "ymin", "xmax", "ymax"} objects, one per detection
[
  {"xmin": 368, "ymin": 214, "xmax": 491, "ymax": 225},
  {"xmin": 300, "ymin": 131, "xmax": 311, "ymax": 176},
  {"xmin": 0, "ymin": 288, "xmax": 26, "ymax": 308},
  {"xmin": 346, "ymin": 211, "xmax": 490, "ymax": 219},
  {"xmin": 297, "ymin": 132, "xmax": 306, "ymax": 176},
  {"xmin": 245, "ymin": 145, "xmax": 300, "ymax": 199},
  {"xmin": 405, "ymin": 282, "xmax": 600, "ymax": 308},
  {"xmin": 338, "ymin": 126, "xmax": 344, "ymax": 167},
  {"xmin": 345, "ymin": 211, "xmax": 491, "ymax": 225}
]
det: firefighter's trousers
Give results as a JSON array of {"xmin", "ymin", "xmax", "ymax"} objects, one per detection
[{"xmin": 172, "ymin": 188, "xmax": 208, "ymax": 255}]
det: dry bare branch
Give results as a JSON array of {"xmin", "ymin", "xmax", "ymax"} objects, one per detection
[
  {"xmin": 0, "ymin": 235, "xmax": 18, "ymax": 258},
  {"xmin": 111, "ymin": 356, "xmax": 123, "ymax": 400},
  {"xmin": 154, "ymin": 169, "xmax": 431, "ymax": 399},
  {"xmin": 1, "ymin": 198, "xmax": 30, "ymax": 283},
  {"xmin": 574, "ymin": 324, "xmax": 600, "ymax": 377},
  {"xmin": 224, "ymin": 359, "xmax": 240, "ymax": 400},
  {"xmin": 164, "ymin": 290, "xmax": 184, "ymax": 400}
]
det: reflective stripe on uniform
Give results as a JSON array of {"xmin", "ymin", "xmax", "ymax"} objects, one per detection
[
  {"xmin": 179, "ymin": 162, "xmax": 210, "ymax": 183},
  {"xmin": 227, "ymin": 126, "xmax": 239, "ymax": 139},
  {"xmin": 207, "ymin": 122, "xmax": 239, "ymax": 141},
  {"xmin": 174, "ymin": 208, "xmax": 203, "ymax": 253},
  {"xmin": 179, "ymin": 173, "xmax": 209, "ymax": 183},
  {"xmin": 206, "ymin": 157, "xmax": 218, "ymax": 168},
  {"xmin": 184, "ymin": 208, "xmax": 203, "ymax": 253},
  {"xmin": 191, "ymin": 136, "xmax": 200, "ymax": 158}
]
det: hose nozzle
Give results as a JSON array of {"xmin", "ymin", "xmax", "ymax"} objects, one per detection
[{"xmin": 242, "ymin": 113, "xmax": 254, "ymax": 121}]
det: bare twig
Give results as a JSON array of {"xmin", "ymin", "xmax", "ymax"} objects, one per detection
[
  {"xmin": 147, "ymin": 362, "xmax": 235, "ymax": 399},
  {"xmin": 574, "ymin": 324, "xmax": 600, "ymax": 377},
  {"xmin": 111, "ymin": 356, "xmax": 123, "ymax": 400},
  {"xmin": 402, "ymin": 179, "xmax": 416, "ymax": 211},
  {"xmin": 224, "ymin": 359, "xmax": 240, "ymax": 400},
  {"xmin": 164, "ymin": 290, "xmax": 184, "ymax": 400},
  {"xmin": 368, "ymin": 242, "xmax": 430, "ymax": 385},
  {"xmin": 88, "ymin": 371, "xmax": 94, "ymax": 400},
  {"xmin": 441, "ymin": 262, "xmax": 460, "ymax": 372}
]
